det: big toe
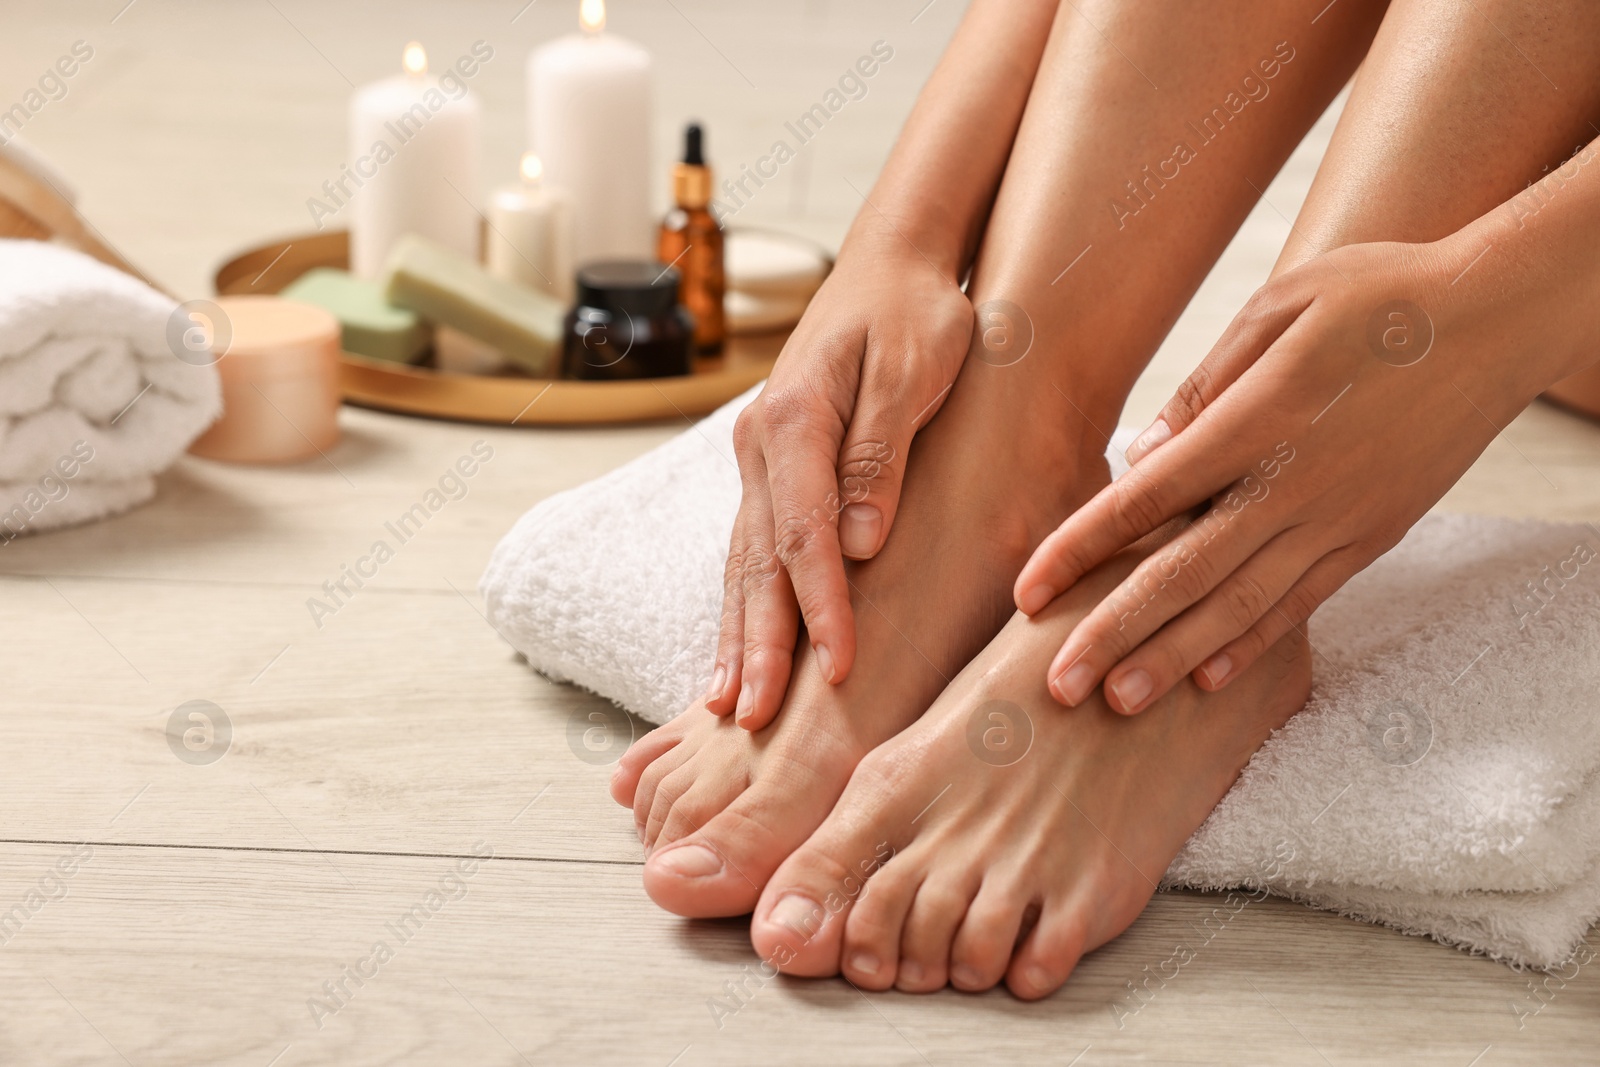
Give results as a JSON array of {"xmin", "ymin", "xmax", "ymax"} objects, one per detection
[
  {"xmin": 643, "ymin": 756, "xmax": 847, "ymax": 918},
  {"xmin": 750, "ymin": 773, "xmax": 906, "ymax": 977}
]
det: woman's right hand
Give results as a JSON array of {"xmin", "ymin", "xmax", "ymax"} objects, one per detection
[{"xmin": 708, "ymin": 224, "xmax": 974, "ymax": 729}]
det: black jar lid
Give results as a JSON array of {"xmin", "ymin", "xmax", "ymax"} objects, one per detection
[{"xmin": 576, "ymin": 261, "xmax": 681, "ymax": 317}]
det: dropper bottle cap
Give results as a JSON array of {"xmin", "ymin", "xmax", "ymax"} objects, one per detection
[{"xmin": 672, "ymin": 122, "xmax": 711, "ymax": 209}]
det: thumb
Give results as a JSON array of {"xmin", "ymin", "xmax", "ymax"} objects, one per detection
[{"xmin": 1126, "ymin": 279, "xmax": 1314, "ymax": 465}]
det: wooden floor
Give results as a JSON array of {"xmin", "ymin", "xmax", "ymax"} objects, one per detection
[{"xmin": 4, "ymin": 1, "xmax": 1598, "ymax": 1063}]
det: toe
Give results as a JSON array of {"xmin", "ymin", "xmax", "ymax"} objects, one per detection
[
  {"xmin": 949, "ymin": 878, "xmax": 1031, "ymax": 992},
  {"xmin": 611, "ymin": 719, "xmax": 686, "ymax": 807},
  {"xmin": 1005, "ymin": 900, "xmax": 1087, "ymax": 1001},
  {"xmin": 841, "ymin": 859, "xmax": 923, "ymax": 991},
  {"xmin": 895, "ymin": 870, "xmax": 978, "ymax": 993},
  {"xmin": 643, "ymin": 763, "xmax": 698, "ymax": 852},
  {"xmin": 654, "ymin": 769, "xmax": 748, "ymax": 851},
  {"xmin": 631, "ymin": 741, "xmax": 694, "ymax": 840},
  {"xmin": 645, "ymin": 750, "xmax": 851, "ymax": 919}
]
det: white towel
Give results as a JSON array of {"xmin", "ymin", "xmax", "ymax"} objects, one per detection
[
  {"xmin": 482, "ymin": 387, "xmax": 1600, "ymax": 968},
  {"xmin": 0, "ymin": 239, "xmax": 220, "ymax": 539}
]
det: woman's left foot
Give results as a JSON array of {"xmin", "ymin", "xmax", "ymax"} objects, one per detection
[{"xmin": 749, "ymin": 547, "xmax": 1312, "ymax": 999}]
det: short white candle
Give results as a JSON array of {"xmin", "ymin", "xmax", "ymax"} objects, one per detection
[
  {"xmin": 527, "ymin": 0, "xmax": 653, "ymax": 266},
  {"xmin": 487, "ymin": 152, "xmax": 576, "ymax": 303},
  {"xmin": 349, "ymin": 42, "xmax": 481, "ymax": 279}
]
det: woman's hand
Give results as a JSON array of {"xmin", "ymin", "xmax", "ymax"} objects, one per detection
[
  {"xmin": 709, "ymin": 226, "xmax": 973, "ymax": 728},
  {"xmin": 1012, "ymin": 236, "xmax": 1554, "ymax": 713}
]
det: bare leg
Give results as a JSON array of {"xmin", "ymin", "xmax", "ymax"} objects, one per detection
[
  {"xmin": 614, "ymin": 0, "xmax": 1386, "ymax": 917},
  {"xmin": 745, "ymin": 0, "xmax": 1600, "ymax": 999}
]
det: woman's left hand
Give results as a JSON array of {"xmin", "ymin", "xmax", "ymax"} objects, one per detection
[{"xmin": 1013, "ymin": 237, "xmax": 1547, "ymax": 713}]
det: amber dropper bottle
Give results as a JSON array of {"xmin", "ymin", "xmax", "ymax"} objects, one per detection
[{"xmin": 658, "ymin": 122, "xmax": 726, "ymax": 356}]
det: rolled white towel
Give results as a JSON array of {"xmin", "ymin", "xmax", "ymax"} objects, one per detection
[
  {"xmin": 0, "ymin": 239, "xmax": 220, "ymax": 538},
  {"xmin": 481, "ymin": 387, "xmax": 1600, "ymax": 966}
]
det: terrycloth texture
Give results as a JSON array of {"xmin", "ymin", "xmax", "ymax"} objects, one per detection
[
  {"xmin": 0, "ymin": 240, "xmax": 220, "ymax": 536},
  {"xmin": 482, "ymin": 387, "xmax": 1600, "ymax": 968}
]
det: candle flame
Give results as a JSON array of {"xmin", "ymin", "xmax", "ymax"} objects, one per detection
[
  {"xmin": 520, "ymin": 152, "xmax": 544, "ymax": 184},
  {"xmin": 402, "ymin": 41, "xmax": 427, "ymax": 77},
  {"xmin": 579, "ymin": 0, "xmax": 605, "ymax": 33}
]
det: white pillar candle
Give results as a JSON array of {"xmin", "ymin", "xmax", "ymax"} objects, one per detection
[
  {"xmin": 349, "ymin": 42, "xmax": 481, "ymax": 279},
  {"xmin": 527, "ymin": 0, "xmax": 653, "ymax": 266},
  {"xmin": 487, "ymin": 152, "xmax": 576, "ymax": 303}
]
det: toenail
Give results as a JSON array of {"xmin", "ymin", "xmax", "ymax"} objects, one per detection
[
  {"xmin": 1200, "ymin": 652, "xmax": 1232, "ymax": 688},
  {"xmin": 898, "ymin": 961, "xmax": 925, "ymax": 986},
  {"xmin": 838, "ymin": 503, "xmax": 882, "ymax": 558},
  {"xmin": 1019, "ymin": 582, "xmax": 1055, "ymax": 615},
  {"xmin": 1109, "ymin": 668, "xmax": 1153, "ymax": 712},
  {"xmin": 706, "ymin": 665, "xmax": 728, "ymax": 703},
  {"xmin": 655, "ymin": 844, "xmax": 723, "ymax": 878},
  {"xmin": 1023, "ymin": 965, "xmax": 1053, "ymax": 992},
  {"xmin": 814, "ymin": 643, "xmax": 837, "ymax": 684},
  {"xmin": 1053, "ymin": 660, "xmax": 1096, "ymax": 706},
  {"xmin": 767, "ymin": 894, "xmax": 825, "ymax": 940},
  {"xmin": 950, "ymin": 964, "xmax": 984, "ymax": 989},
  {"xmin": 847, "ymin": 951, "xmax": 881, "ymax": 977}
]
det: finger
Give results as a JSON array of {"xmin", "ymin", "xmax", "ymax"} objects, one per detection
[
  {"xmin": 735, "ymin": 455, "xmax": 802, "ymax": 732},
  {"xmin": 761, "ymin": 397, "xmax": 857, "ymax": 687},
  {"xmin": 835, "ymin": 367, "xmax": 948, "ymax": 561},
  {"xmin": 1014, "ymin": 429, "xmax": 1251, "ymax": 617},
  {"xmin": 1099, "ymin": 528, "xmax": 1322, "ymax": 713},
  {"xmin": 1041, "ymin": 489, "xmax": 1281, "ymax": 709},
  {"xmin": 1195, "ymin": 544, "xmax": 1371, "ymax": 690},
  {"xmin": 1125, "ymin": 281, "xmax": 1314, "ymax": 465},
  {"xmin": 706, "ymin": 507, "xmax": 752, "ymax": 715}
]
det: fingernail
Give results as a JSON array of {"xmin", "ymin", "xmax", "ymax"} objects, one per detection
[
  {"xmin": 838, "ymin": 503, "xmax": 882, "ymax": 558},
  {"xmin": 1023, "ymin": 965, "xmax": 1053, "ymax": 993},
  {"xmin": 898, "ymin": 960, "xmax": 925, "ymax": 986},
  {"xmin": 734, "ymin": 683, "xmax": 755, "ymax": 724},
  {"xmin": 1129, "ymin": 417, "xmax": 1171, "ymax": 461},
  {"xmin": 635, "ymin": 823, "xmax": 645, "ymax": 844},
  {"xmin": 848, "ymin": 951, "xmax": 881, "ymax": 977},
  {"xmin": 1200, "ymin": 652, "xmax": 1233, "ymax": 688},
  {"xmin": 706, "ymin": 665, "xmax": 728, "ymax": 704},
  {"xmin": 655, "ymin": 844, "xmax": 723, "ymax": 878},
  {"xmin": 1018, "ymin": 582, "xmax": 1055, "ymax": 615},
  {"xmin": 1051, "ymin": 660, "xmax": 1096, "ymax": 706},
  {"xmin": 814, "ymin": 643, "xmax": 837, "ymax": 684},
  {"xmin": 1109, "ymin": 668, "xmax": 1153, "ymax": 712},
  {"xmin": 768, "ymin": 893, "xmax": 824, "ymax": 938}
]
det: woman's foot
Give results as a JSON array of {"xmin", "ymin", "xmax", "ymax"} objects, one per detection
[
  {"xmin": 747, "ymin": 542, "xmax": 1312, "ymax": 998},
  {"xmin": 610, "ymin": 353, "xmax": 1116, "ymax": 918}
]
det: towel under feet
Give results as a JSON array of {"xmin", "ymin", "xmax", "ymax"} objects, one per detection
[{"xmin": 482, "ymin": 387, "xmax": 1600, "ymax": 967}]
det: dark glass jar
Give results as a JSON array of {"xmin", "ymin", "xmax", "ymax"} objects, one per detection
[{"xmin": 562, "ymin": 262, "xmax": 695, "ymax": 380}]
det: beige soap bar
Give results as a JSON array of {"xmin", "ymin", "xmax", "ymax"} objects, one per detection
[{"xmin": 381, "ymin": 235, "xmax": 565, "ymax": 377}]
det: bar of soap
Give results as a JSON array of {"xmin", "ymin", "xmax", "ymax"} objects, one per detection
[
  {"xmin": 382, "ymin": 235, "xmax": 564, "ymax": 377},
  {"xmin": 726, "ymin": 231, "xmax": 829, "ymax": 299},
  {"xmin": 280, "ymin": 267, "xmax": 431, "ymax": 364},
  {"xmin": 434, "ymin": 325, "xmax": 510, "ymax": 376}
]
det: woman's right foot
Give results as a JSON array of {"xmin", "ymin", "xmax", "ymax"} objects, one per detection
[{"xmin": 611, "ymin": 348, "xmax": 1116, "ymax": 918}]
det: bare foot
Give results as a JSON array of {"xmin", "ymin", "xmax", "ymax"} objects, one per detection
[
  {"xmin": 610, "ymin": 359, "xmax": 1113, "ymax": 918},
  {"xmin": 746, "ymin": 544, "xmax": 1312, "ymax": 998}
]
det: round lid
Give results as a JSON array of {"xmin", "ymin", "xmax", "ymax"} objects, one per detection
[{"xmin": 576, "ymin": 261, "xmax": 681, "ymax": 317}]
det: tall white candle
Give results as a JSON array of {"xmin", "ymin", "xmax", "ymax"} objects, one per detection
[
  {"xmin": 527, "ymin": 0, "xmax": 653, "ymax": 266},
  {"xmin": 350, "ymin": 42, "xmax": 481, "ymax": 279},
  {"xmin": 487, "ymin": 152, "xmax": 576, "ymax": 303}
]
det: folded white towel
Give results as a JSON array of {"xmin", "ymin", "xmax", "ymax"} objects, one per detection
[
  {"xmin": 482, "ymin": 387, "xmax": 1600, "ymax": 967},
  {"xmin": 0, "ymin": 240, "xmax": 220, "ymax": 539}
]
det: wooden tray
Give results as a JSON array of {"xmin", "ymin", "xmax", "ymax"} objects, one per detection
[{"xmin": 214, "ymin": 230, "xmax": 787, "ymax": 425}]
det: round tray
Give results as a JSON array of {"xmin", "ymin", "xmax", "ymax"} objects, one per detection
[{"xmin": 214, "ymin": 230, "xmax": 791, "ymax": 425}]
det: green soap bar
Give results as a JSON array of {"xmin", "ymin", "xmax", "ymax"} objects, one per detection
[
  {"xmin": 280, "ymin": 267, "xmax": 432, "ymax": 364},
  {"xmin": 381, "ymin": 236, "xmax": 564, "ymax": 377}
]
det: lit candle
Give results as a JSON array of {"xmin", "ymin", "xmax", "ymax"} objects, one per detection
[
  {"xmin": 527, "ymin": 0, "xmax": 653, "ymax": 265},
  {"xmin": 349, "ymin": 41, "xmax": 481, "ymax": 279},
  {"xmin": 487, "ymin": 152, "xmax": 576, "ymax": 303}
]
